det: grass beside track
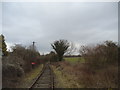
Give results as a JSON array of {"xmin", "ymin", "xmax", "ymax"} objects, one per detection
[
  {"xmin": 51, "ymin": 65, "xmax": 82, "ymax": 88},
  {"xmin": 17, "ymin": 64, "xmax": 43, "ymax": 88}
]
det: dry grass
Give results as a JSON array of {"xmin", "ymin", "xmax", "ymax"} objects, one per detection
[
  {"xmin": 51, "ymin": 61, "xmax": 83, "ymax": 88},
  {"xmin": 51, "ymin": 64, "xmax": 81, "ymax": 88},
  {"xmin": 77, "ymin": 64, "xmax": 118, "ymax": 88},
  {"xmin": 52, "ymin": 61, "xmax": 118, "ymax": 88}
]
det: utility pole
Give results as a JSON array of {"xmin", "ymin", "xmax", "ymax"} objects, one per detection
[{"xmin": 32, "ymin": 41, "xmax": 36, "ymax": 51}]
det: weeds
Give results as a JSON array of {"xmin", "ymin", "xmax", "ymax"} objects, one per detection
[{"xmin": 52, "ymin": 61, "xmax": 118, "ymax": 88}]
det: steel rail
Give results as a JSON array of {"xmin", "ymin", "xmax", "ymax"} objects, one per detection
[{"xmin": 29, "ymin": 63, "xmax": 54, "ymax": 89}]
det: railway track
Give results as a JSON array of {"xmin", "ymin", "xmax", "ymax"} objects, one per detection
[{"xmin": 30, "ymin": 63, "xmax": 54, "ymax": 89}]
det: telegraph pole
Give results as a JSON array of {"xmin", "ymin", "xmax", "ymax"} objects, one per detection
[{"xmin": 32, "ymin": 41, "xmax": 36, "ymax": 51}]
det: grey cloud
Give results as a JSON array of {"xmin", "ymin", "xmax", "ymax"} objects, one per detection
[
  {"xmin": 0, "ymin": 3, "xmax": 2, "ymax": 34},
  {"xmin": 2, "ymin": 2, "xmax": 118, "ymax": 53}
]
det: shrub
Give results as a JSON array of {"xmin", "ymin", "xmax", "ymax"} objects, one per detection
[
  {"xmin": 80, "ymin": 41, "xmax": 118, "ymax": 68},
  {"xmin": 78, "ymin": 65, "xmax": 118, "ymax": 88},
  {"xmin": 11, "ymin": 44, "xmax": 41, "ymax": 72},
  {"xmin": 2, "ymin": 44, "xmax": 41, "ymax": 88},
  {"xmin": 39, "ymin": 51, "xmax": 58, "ymax": 63},
  {"xmin": 2, "ymin": 62, "xmax": 24, "ymax": 88},
  {"xmin": 3, "ymin": 64, "xmax": 24, "ymax": 78},
  {"xmin": 54, "ymin": 61, "xmax": 118, "ymax": 88}
]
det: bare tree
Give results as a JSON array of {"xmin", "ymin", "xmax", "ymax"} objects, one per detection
[{"xmin": 66, "ymin": 42, "xmax": 77, "ymax": 56}]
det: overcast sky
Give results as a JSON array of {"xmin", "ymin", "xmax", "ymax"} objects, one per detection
[{"xmin": 1, "ymin": 2, "xmax": 118, "ymax": 54}]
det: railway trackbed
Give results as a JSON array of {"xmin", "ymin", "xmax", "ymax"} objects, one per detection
[{"xmin": 29, "ymin": 63, "xmax": 54, "ymax": 89}]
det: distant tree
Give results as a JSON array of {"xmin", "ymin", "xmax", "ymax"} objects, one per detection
[
  {"xmin": 49, "ymin": 51, "xmax": 58, "ymax": 62},
  {"xmin": 105, "ymin": 40, "xmax": 117, "ymax": 47},
  {"xmin": 50, "ymin": 51, "xmax": 55, "ymax": 54},
  {"xmin": 0, "ymin": 34, "xmax": 8, "ymax": 56},
  {"xmin": 51, "ymin": 39, "xmax": 70, "ymax": 61}
]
